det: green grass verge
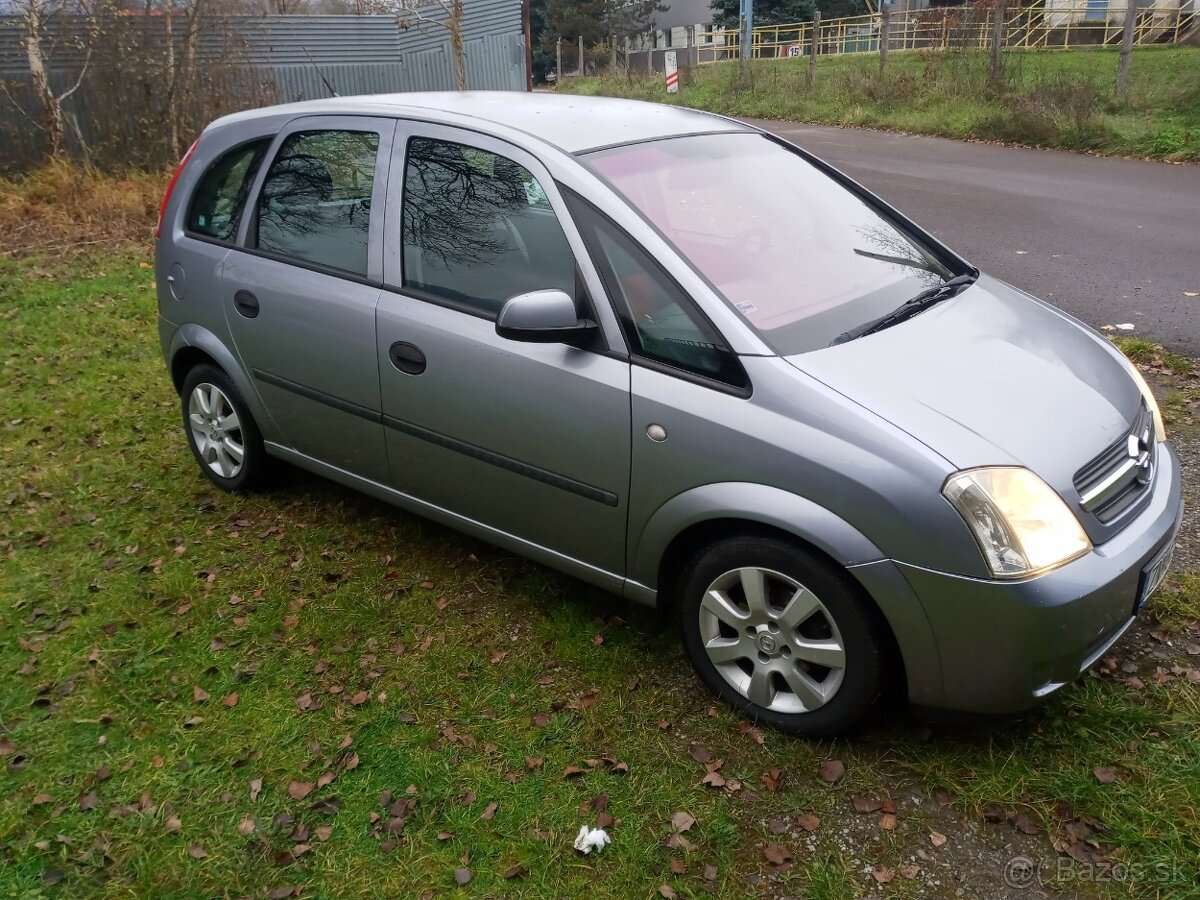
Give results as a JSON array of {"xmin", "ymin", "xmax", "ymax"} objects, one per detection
[
  {"xmin": 559, "ymin": 45, "xmax": 1200, "ymax": 160},
  {"xmin": 1, "ymin": 251, "xmax": 1199, "ymax": 897}
]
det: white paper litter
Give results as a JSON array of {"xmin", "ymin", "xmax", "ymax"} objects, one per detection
[
  {"xmin": 1116, "ymin": 323, "xmax": 1136, "ymax": 330},
  {"xmin": 574, "ymin": 825, "xmax": 611, "ymax": 854}
]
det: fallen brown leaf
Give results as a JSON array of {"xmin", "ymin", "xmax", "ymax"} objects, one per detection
[
  {"xmin": 287, "ymin": 781, "xmax": 314, "ymax": 801},
  {"xmin": 872, "ymin": 865, "xmax": 895, "ymax": 884},
  {"xmin": 818, "ymin": 759, "xmax": 845, "ymax": 783},
  {"xmin": 481, "ymin": 801, "xmax": 498, "ymax": 820},
  {"xmin": 221, "ymin": 692, "xmax": 238, "ymax": 708},
  {"xmin": 798, "ymin": 813, "xmax": 821, "ymax": 832},
  {"xmin": 853, "ymin": 795, "xmax": 883, "ymax": 814},
  {"xmin": 187, "ymin": 843, "xmax": 207, "ymax": 859},
  {"xmin": 670, "ymin": 811, "xmax": 695, "ymax": 832},
  {"xmin": 763, "ymin": 843, "xmax": 792, "ymax": 866},
  {"xmin": 454, "ymin": 867, "xmax": 472, "ymax": 885},
  {"xmin": 1094, "ymin": 766, "xmax": 1118, "ymax": 785}
]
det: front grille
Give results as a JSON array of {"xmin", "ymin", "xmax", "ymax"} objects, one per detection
[{"xmin": 1074, "ymin": 403, "xmax": 1155, "ymax": 524}]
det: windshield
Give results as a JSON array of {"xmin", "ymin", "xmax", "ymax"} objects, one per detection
[{"xmin": 585, "ymin": 133, "xmax": 955, "ymax": 354}]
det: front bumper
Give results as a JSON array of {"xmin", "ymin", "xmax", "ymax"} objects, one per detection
[{"xmin": 865, "ymin": 442, "xmax": 1182, "ymax": 715}]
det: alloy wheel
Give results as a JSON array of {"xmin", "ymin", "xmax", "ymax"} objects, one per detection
[
  {"xmin": 187, "ymin": 382, "xmax": 245, "ymax": 479},
  {"xmin": 697, "ymin": 566, "xmax": 846, "ymax": 714}
]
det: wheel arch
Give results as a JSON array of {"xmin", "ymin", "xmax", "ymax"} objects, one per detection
[
  {"xmin": 630, "ymin": 483, "xmax": 942, "ymax": 706},
  {"xmin": 168, "ymin": 324, "xmax": 279, "ymax": 442}
]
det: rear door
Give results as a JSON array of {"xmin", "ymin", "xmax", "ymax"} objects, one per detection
[
  {"xmin": 376, "ymin": 125, "xmax": 631, "ymax": 579},
  {"xmin": 224, "ymin": 116, "xmax": 395, "ymax": 483}
]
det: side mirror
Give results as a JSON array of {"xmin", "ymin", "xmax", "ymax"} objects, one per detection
[{"xmin": 495, "ymin": 290, "xmax": 598, "ymax": 345}]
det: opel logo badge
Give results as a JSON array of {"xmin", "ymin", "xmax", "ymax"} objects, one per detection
[
  {"xmin": 1127, "ymin": 433, "xmax": 1152, "ymax": 485},
  {"xmin": 756, "ymin": 633, "xmax": 778, "ymax": 655}
]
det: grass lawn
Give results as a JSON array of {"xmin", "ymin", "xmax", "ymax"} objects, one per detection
[
  {"xmin": 558, "ymin": 45, "xmax": 1200, "ymax": 161},
  {"xmin": 1, "ymin": 248, "xmax": 1199, "ymax": 898}
]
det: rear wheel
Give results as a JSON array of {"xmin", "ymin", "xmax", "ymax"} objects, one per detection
[
  {"xmin": 678, "ymin": 536, "xmax": 885, "ymax": 737},
  {"xmin": 180, "ymin": 364, "xmax": 268, "ymax": 491}
]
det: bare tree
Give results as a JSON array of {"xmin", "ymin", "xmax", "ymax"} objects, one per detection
[
  {"xmin": 15, "ymin": 0, "xmax": 95, "ymax": 157},
  {"xmin": 388, "ymin": 0, "xmax": 468, "ymax": 90}
]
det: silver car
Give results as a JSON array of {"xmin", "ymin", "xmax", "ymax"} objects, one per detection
[{"xmin": 156, "ymin": 93, "xmax": 1182, "ymax": 736}]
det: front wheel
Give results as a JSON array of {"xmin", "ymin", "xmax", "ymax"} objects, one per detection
[
  {"xmin": 678, "ymin": 536, "xmax": 886, "ymax": 737},
  {"xmin": 180, "ymin": 364, "xmax": 269, "ymax": 492}
]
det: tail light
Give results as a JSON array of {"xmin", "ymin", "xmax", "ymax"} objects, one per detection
[{"xmin": 156, "ymin": 139, "xmax": 199, "ymax": 240}]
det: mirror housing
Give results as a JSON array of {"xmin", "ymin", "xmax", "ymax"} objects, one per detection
[{"xmin": 495, "ymin": 290, "xmax": 598, "ymax": 345}]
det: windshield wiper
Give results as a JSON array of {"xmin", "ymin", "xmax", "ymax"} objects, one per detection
[{"xmin": 831, "ymin": 272, "xmax": 977, "ymax": 346}]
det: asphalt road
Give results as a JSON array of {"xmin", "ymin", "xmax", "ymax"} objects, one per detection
[{"xmin": 750, "ymin": 120, "xmax": 1200, "ymax": 355}]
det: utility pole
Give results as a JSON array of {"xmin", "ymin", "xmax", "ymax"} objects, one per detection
[
  {"xmin": 1115, "ymin": 0, "xmax": 1137, "ymax": 100},
  {"xmin": 989, "ymin": 0, "xmax": 1005, "ymax": 85},
  {"xmin": 807, "ymin": 11, "xmax": 819, "ymax": 87},
  {"xmin": 879, "ymin": 3, "xmax": 890, "ymax": 74},
  {"xmin": 556, "ymin": 36, "xmax": 562, "ymax": 82},
  {"xmin": 578, "ymin": 34, "xmax": 584, "ymax": 76},
  {"xmin": 738, "ymin": 0, "xmax": 754, "ymax": 79}
]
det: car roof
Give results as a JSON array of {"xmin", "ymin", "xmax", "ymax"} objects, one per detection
[{"xmin": 209, "ymin": 91, "xmax": 752, "ymax": 154}]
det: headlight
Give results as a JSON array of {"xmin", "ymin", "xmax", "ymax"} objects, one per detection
[
  {"xmin": 1121, "ymin": 358, "xmax": 1166, "ymax": 442},
  {"xmin": 943, "ymin": 467, "xmax": 1091, "ymax": 579}
]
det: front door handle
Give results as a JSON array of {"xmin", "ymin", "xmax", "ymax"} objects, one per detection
[
  {"xmin": 233, "ymin": 290, "xmax": 260, "ymax": 319},
  {"xmin": 389, "ymin": 341, "xmax": 426, "ymax": 375}
]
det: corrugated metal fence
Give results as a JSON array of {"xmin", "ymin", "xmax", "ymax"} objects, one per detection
[{"xmin": 0, "ymin": 9, "xmax": 527, "ymax": 171}]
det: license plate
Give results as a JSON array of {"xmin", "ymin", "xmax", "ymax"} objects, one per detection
[{"xmin": 1137, "ymin": 544, "xmax": 1174, "ymax": 612}]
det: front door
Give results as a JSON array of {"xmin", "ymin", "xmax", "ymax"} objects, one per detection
[
  {"xmin": 224, "ymin": 116, "xmax": 395, "ymax": 483},
  {"xmin": 376, "ymin": 125, "xmax": 630, "ymax": 578}
]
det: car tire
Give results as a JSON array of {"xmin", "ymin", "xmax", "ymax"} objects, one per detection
[
  {"xmin": 677, "ymin": 535, "xmax": 885, "ymax": 738},
  {"xmin": 180, "ymin": 364, "xmax": 269, "ymax": 492}
]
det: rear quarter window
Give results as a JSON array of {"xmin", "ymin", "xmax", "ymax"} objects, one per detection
[{"xmin": 186, "ymin": 139, "xmax": 271, "ymax": 242}]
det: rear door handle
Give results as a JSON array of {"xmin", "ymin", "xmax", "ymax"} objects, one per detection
[
  {"xmin": 233, "ymin": 290, "xmax": 260, "ymax": 319},
  {"xmin": 389, "ymin": 341, "xmax": 426, "ymax": 375}
]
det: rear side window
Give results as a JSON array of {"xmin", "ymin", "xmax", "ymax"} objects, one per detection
[
  {"xmin": 255, "ymin": 130, "xmax": 380, "ymax": 278},
  {"xmin": 186, "ymin": 139, "xmax": 270, "ymax": 242},
  {"xmin": 401, "ymin": 136, "xmax": 577, "ymax": 317}
]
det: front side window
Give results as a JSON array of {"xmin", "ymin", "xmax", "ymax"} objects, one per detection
[
  {"xmin": 186, "ymin": 139, "xmax": 270, "ymax": 242},
  {"xmin": 570, "ymin": 195, "xmax": 745, "ymax": 388},
  {"xmin": 585, "ymin": 133, "xmax": 954, "ymax": 353},
  {"xmin": 255, "ymin": 130, "xmax": 379, "ymax": 277},
  {"xmin": 401, "ymin": 137, "xmax": 577, "ymax": 317}
]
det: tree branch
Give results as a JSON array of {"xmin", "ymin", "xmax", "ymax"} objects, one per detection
[
  {"xmin": 57, "ymin": 47, "xmax": 91, "ymax": 102},
  {"xmin": 0, "ymin": 80, "xmax": 47, "ymax": 132}
]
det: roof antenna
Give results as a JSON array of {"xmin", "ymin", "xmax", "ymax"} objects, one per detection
[{"xmin": 303, "ymin": 47, "xmax": 340, "ymax": 98}]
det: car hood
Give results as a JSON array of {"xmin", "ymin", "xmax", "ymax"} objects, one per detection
[{"xmin": 786, "ymin": 275, "xmax": 1141, "ymax": 499}]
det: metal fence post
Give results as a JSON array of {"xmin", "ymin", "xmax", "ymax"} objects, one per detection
[
  {"xmin": 556, "ymin": 37, "xmax": 562, "ymax": 83},
  {"xmin": 808, "ymin": 11, "xmax": 819, "ymax": 87},
  {"xmin": 611, "ymin": 34, "xmax": 617, "ymax": 71},
  {"xmin": 578, "ymin": 35, "xmax": 584, "ymax": 76},
  {"xmin": 1115, "ymin": 0, "xmax": 1137, "ymax": 100},
  {"xmin": 879, "ymin": 5, "xmax": 890, "ymax": 73}
]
